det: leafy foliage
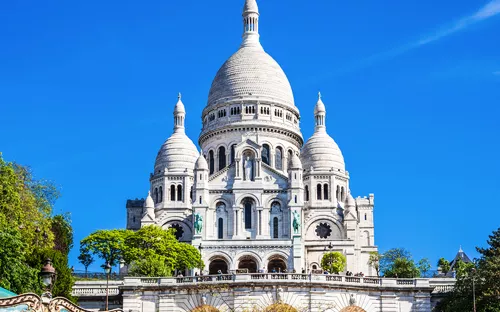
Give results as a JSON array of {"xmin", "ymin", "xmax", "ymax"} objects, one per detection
[
  {"xmin": 384, "ymin": 257, "xmax": 420, "ymax": 278},
  {"xmin": 320, "ymin": 251, "xmax": 346, "ymax": 274},
  {"xmin": 80, "ymin": 225, "xmax": 204, "ymax": 277},
  {"xmin": 0, "ymin": 153, "xmax": 73, "ymax": 296},
  {"xmin": 436, "ymin": 227, "xmax": 500, "ymax": 312},
  {"xmin": 368, "ymin": 251, "xmax": 381, "ymax": 276},
  {"xmin": 80, "ymin": 229, "xmax": 131, "ymax": 269},
  {"xmin": 417, "ymin": 258, "xmax": 431, "ymax": 277},
  {"xmin": 77, "ymin": 249, "xmax": 94, "ymax": 274},
  {"xmin": 437, "ymin": 258, "xmax": 451, "ymax": 274},
  {"xmin": 379, "ymin": 248, "xmax": 411, "ymax": 275}
]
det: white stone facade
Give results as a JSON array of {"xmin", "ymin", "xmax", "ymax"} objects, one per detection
[{"xmin": 126, "ymin": 0, "xmax": 376, "ymax": 277}]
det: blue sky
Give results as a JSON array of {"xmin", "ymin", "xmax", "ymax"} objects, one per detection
[{"xmin": 1, "ymin": 0, "xmax": 499, "ymax": 272}]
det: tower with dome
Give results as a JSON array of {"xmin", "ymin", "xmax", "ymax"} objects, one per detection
[{"xmin": 126, "ymin": 0, "xmax": 377, "ymax": 276}]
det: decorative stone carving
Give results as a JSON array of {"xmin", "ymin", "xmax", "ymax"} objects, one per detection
[{"xmin": 244, "ymin": 156, "xmax": 253, "ymax": 181}]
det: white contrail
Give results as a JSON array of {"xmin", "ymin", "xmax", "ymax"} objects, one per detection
[{"xmin": 315, "ymin": 0, "xmax": 500, "ymax": 79}]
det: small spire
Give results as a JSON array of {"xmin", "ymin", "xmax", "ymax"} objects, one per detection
[
  {"xmin": 459, "ymin": 245, "xmax": 463, "ymax": 253},
  {"xmin": 318, "ymin": 91, "xmax": 322, "ymax": 100},
  {"xmin": 178, "ymin": 92, "xmax": 182, "ymax": 100}
]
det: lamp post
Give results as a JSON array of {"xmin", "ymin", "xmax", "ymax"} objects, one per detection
[
  {"xmin": 323, "ymin": 242, "xmax": 334, "ymax": 273},
  {"xmin": 471, "ymin": 268, "xmax": 476, "ymax": 312},
  {"xmin": 104, "ymin": 263, "xmax": 111, "ymax": 311},
  {"xmin": 39, "ymin": 258, "xmax": 57, "ymax": 304}
]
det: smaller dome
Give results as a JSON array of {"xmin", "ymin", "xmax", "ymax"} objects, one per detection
[
  {"xmin": 346, "ymin": 193, "xmax": 356, "ymax": 207},
  {"xmin": 314, "ymin": 92, "xmax": 326, "ymax": 114},
  {"xmin": 155, "ymin": 132, "xmax": 199, "ymax": 173},
  {"xmin": 289, "ymin": 153, "xmax": 302, "ymax": 170},
  {"xmin": 174, "ymin": 93, "xmax": 185, "ymax": 114},
  {"xmin": 301, "ymin": 131, "xmax": 345, "ymax": 172},
  {"xmin": 243, "ymin": 0, "xmax": 259, "ymax": 14},
  {"xmin": 144, "ymin": 191, "xmax": 154, "ymax": 208},
  {"xmin": 195, "ymin": 152, "xmax": 209, "ymax": 170}
]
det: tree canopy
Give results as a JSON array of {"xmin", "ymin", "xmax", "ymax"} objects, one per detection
[
  {"xmin": 379, "ymin": 248, "xmax": 426, "ymax": 278},
  {"xmin": 80, "ymin": 225, "xmax": 204, "ymax": 276},
  {"xmin": 436, "ymin": 227, "xmax": 500, "ymax": 312},
  {"xmin": 320, "ymin": 252, "xmax": 346, "ymax": 274},
  {"xmin": 0, "ymin": 153, "xmax": 74, "ymax": 297}
]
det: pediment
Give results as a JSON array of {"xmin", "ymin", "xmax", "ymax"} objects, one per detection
[{"xmin": 261, "ymin": 164, "xmax": 288, "ymax": 189}]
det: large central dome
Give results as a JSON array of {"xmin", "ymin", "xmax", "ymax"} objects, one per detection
[
  {"xmin": 205, "ymin": 0, "xmax": 295, "ymax": 111},
  {"xmin": 207, "ymin": 46, "xmax": 295, "ymax": 108}
]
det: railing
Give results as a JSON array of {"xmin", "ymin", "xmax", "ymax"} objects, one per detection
[
  {"xmin": 72, "ymin": 272, "xmax": 125, "ymax": 281},
  {"xmin": 71, "ymin": 287, "xmax": 120, "ymax": 297},
  {"xmin": 72, "ymin": 274, "xmax": 457, "ymax": 298},
  {"xmin": 396, "ymin": 279, "xmax": 415, "ymax": 286}
]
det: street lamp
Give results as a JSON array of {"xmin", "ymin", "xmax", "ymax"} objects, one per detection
[
  {"xmin": 104, "ymin": 263, "xmax": 111, "ymax": 311},
  {"xmin": 39, "ymin": 258, "xmax": 57, "ymax": 304},
  {"xmin": 471, "ymin": 268, "xmax": 477, "ymax": 312}
]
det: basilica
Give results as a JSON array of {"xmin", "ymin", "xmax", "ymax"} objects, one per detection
[{"xmin": 126, "ymin": 0, "xmax": 376, "ymax": 277}]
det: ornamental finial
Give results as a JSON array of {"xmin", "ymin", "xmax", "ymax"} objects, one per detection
[
  {"xmin": 318, "ymin": 91, "xmax": 322, "ymax": 100},
  {"xmin": 178, "ymin": 92, "xmax": 182, "ymax": 100}
]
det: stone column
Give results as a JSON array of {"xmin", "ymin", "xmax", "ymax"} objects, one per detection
[{"xmin": 379, "ymin": 293, "xmax": 398, "ymax": 312}]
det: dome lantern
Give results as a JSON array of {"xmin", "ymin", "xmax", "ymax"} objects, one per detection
[
  {"xmin": 154, "ymin": 94, "xmax": 199, "ymax": 174},
  {"xmin": 242, "ymin": 0, "xmax": 261, "ymax": 48},
  {"xmin": 301, "ymin": 93, "xmax": 345, "ymax": 172}
]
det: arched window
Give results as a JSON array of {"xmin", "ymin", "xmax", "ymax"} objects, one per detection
[
  {"xmin": 177, "ymin": 185, "xmax": 182, "ymax": 202},
  {"xmin": 341, "ymin": 187, "xmax": 345, "ymax": 201},
  {"xmin": 262, "ymin": 144, "xmax": 270, "ymax": 165},
  {"xmin": 170, "ymin": 185, "xmax": 175, "ymax": 202},
  {"xmin": 275, "ymin": 147, "xmax": 283, "ymax": 170},
  {"xmin": 273, "ymin": 217, "xmax": 279, "ymax": 239},
  {"xmin": 364, "ymin": 213, "xmax": 367, "ymax": 221},
  {"xmin": 336, "ymin": 185, "xmax": 340, "ymax": 200},
  {"xmin": 209, "ymin": 150, "xmax": 215, "ymax": 174},
  {"xmin": 199, "ymin": 196, "xmax": 202, "ymax": 204},
  {"xmin": 218, "ymin": 218, "xmax": 224, "ymax": 239},
  {"xmin": 323, "ymin": 183, "xmax": 329, "ymax": 200},
  {"xmin": 218, "ymin": 146, "xmax": 226, "ymax": 170},
  {"xmin": 317, "ymin": 184, "xmax": 322, "ymax": 200},
  {"xmin": 365, "ymin": 231, "xmax": 370, "ymax": 246},
  {"xmin": 244, "ymin": 201, "xmax": 252, "ymax": 229},
  {"xmin": 288, "ymin": 149, "xmax": 293, "ymax": 166},
  {"xmin": 294, "ymin": 195, "xmax": 298, "ymax": 203},
  {"xmin": 190, "ymin": 186, "xmax": 193, "ymax": 201},
  {"xmin": 154, "ymin": 188, "xmax": 158, "ymax": 203},
  {"xmin": 305, "ymin": 185, "xmax": 309, "ymax": 201},
  {"xmin": 159, "ymin": 186, "xmax": 163, "ymax": 203},
  {"xmin": 230, "ymin": 144, "xmax": 236, "ymax": 164}
]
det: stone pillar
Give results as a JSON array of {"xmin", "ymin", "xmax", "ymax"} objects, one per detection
[
  {"xmin": 158, "ymin": 294, "xmax": 176, "ymax": 312},
  {"xmin": 122, "ymin": 291, "xmax": 142, "ymax": 312},
  {"xmin": 379, "ymin": 293, "xmax": 398, "ymax": 312},
  {"xmin": 414, "ymin": 293, "xmax": 432, "ymax": 312},
  {"xmin": 235, "ymin": 158, "xmax": 241, "ymax": 179}
]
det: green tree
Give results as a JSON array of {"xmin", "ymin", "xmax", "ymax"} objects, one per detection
[
  {"xmin": 417, "ymin": 258, "xmax": 431, "ymax": 277},
  {"xmin": 0, "ymin": 154, "xmax": 56, "ymax": 249},
  {"xmin": 175, "ymin": 243, "xmax": 204, "ymax": 271},
  {"xmin": 51, "ymin": 213, "xmax": 73, "ymax": 255},
  {"xmin": 436, "ymin": 228, "xmax": 500, "ymax": 311},
  {"xmin": 28, "ymin": 248, "xmax": 75, "ymax": 301},
  {"xmin": 384, "ymin": 257, "xmax": 420, "ymax": 278},
  {"xmin": 0, "ymin": 154, "xmax": 73, "ymax": 296},
  {"xmin": 368, "ymin": 251, "xmax": 381, "ymax": 276},
  {"xmin": 321, "ymin": 252, "xmax": 346, "ymax": 274},
  {"xmin": 128, "ymin": 254, "xmax": 171, "ymax": 277},
  {"xmin": 437, "ymin": 258, "xmax": 450, "ymax": 274},
  {"xmin": 80, "ymin": 229, "xmax": 130, "ymax": 270},
  {"xmin": 379, "ymin": 248, "xmax": 412, "ymax": 275},
  {"xmin": 77, "ymin": 249, "xmax": 94, "ymax": 275},
  {"xmin": 0, "ymin": 226, "xmax": 40, "ymax": 294}
]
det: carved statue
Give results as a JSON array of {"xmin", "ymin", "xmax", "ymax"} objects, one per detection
[
  {"xmin": 194, "ymin": 213, "xmax": 203, "ymax": 234},
  {"xmin": 244, "ymin": 156, "xmax": 253, "ymax": 181},
  {"xmin": 292, "ymin": 210, "xmax": 300, "ymax": 234},
  {"xmin": 276, "ymin": 287, "xmax": 284, "ymax": 303}
]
